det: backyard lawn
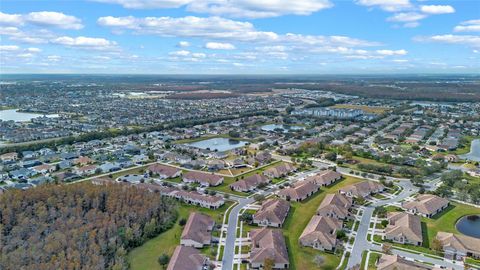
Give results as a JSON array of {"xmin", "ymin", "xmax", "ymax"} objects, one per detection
[
  {"xmin": 127, "ymin": 201, "xmax": 233, "ymax": 270},
  {"xmin": 282, "ymin": 175, "xmax": 363, "ymax": 270}
]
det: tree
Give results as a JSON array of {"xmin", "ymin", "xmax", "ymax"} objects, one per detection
[
  {"xmin": 313, "ymin": 255, "xmax": 325, "ymax": 267},
  {"xmin": 382, "ymin": 243, "xmax": 392, "ymax": 254},
  {"xmin": 431, "ymin": 238, "xmax": 443, "ymax": 252},
  {"xmin": 179, "ymin": 218, "xmax": 187, "ymax": 226},
  {"xmin": 374, "ymin": 206, "xmax": 387, "ymax": 218},
  {"xmin": 158, "ymin": 253, "xmax": 170, "ymax": 269},
  {"xmin": 263, "ymin": 258, "xmax": 275, "ymax": 270}
]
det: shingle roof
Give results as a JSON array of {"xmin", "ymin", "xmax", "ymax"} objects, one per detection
[
  {"xmin": 181, "ymin": 212, "xmax": 214, "ymax": 244},
  {"xmin": 403, "ymin": 194, "xmax": 449, "ymax": 216},
  {"xmin": 167, "ymin": 245, "xmax": 209, "ymax": 270},
  {"xmin": 250, "ymin": 228, "xmax": 289, "ymax": 265},
  {"xmin": 253, "ymin": 199, "xmax": 290, "ymax": 225},
  {"xmin": 385, "ymin": 212, "xmax": 423, "ymax": 243}
]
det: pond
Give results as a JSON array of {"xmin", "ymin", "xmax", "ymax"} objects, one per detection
[
  {"xmin": 456, "ymin": 215, "xmax": 480, "ymax": 239},
  {"xmin": 0, "ymin": 109, "xmax": 59, "ymax": 122},
  {"xmin": 459, "ymin": 139, "xmax": 480, "ymax": 162},
  {"xmin": 261, "ymin": 124, "xmax": 304, "ymax": 132},
  {"xmin": 185, "ymin": 137, "xmax": 248, "ymax": 152}
]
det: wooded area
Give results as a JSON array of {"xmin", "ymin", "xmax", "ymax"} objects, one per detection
[{"xmin": 0, "ymin": 182, "xmax": 178, "ymax": 270}]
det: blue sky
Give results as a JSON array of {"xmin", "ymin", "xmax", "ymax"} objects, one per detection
[{"xmin": 0, "ymin": 0, "xmax": 479, "ymax": 74}]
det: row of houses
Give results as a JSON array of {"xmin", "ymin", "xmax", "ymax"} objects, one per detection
[{"xmin": 277, "ymin": 170, "xmax": 342, "ymax": 202}]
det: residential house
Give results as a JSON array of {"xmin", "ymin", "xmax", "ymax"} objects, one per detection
[
  {"xmin": 377, "ymin": 254, "xmax": 430, "ymax": 270},
  {"xmin": 230, "ymin": 174, "xmax": 270, "ymax": 192},
  {"xmin": 306, "ymin": 170, "xmax": 342, "ymax": 187},
  {"xmin": 253, "ymin": 199, "xmax": 290, "ymax": 228},
  {"xmin": 249, "ymin": 228, "xmax": 289, "ymax": 269},
  {"xmin": 180, "ymin": 212, "xmax": 214, "ymax": 248},
  {"xmin": 171, "ymin": 190, "xmax": 225, "ymax": 209},
  {"xmin": 316, "ymin": 193, "xmax": 352, "ymax": 220},
  {"xmin": 436, "ymin": 232, "xmax": 480, "ymax": 260},
  {"xmin": 0, "ymin": 152, "xmax": 18, "ymax": 162},
  {"xmin": 73, "ymin": 156, "xmax": 93, "ymax": 166},
  {"xmin": 183, "ymin": 171, "xmax": 224, "ymax": 187},
  {"xmin": 167, "ymin": 245, "xmax": 211, "ymax": 270},
  {"xmin": 299, "ymin": 215, "xmax": 342, "ymax": 251},
  {"xmin": 263, "ymin": 163, "xmax": 296, "ymax": 179},
  {"xmin": 147, "ymin": 163, "xmax": 182, "ymax": 179},
  {"xmin": 384, "ymin": 212, "xmax": 423, "ymax": 246},
  {"xmin": 74, "ymin": 165, "xmax": 98, "ymax": 176},
  {"xmin": 277, "ymin": 181, "xmax": 319, "ymax": 202},
  {"xmin": 32, "ymin": 164, "xmax": 55, "ymax": 175},
  {"xmin": 339, "ymin": 181, "xmax": 385, "ymax": 198},
  {"xmin": 402, "ymin": 194, "xmax": 450, "ymax": 218}
]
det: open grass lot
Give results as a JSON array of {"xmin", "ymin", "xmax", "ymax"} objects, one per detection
[
  {"xmin": 283, "ymin": 175, "xmax": 363, "ymax": 270},
  {"xmin": 331, "ymin": 104, "xmax": 390, "ymax": 114},
  {"xmin": 423, "ymin": 202, "xmax": 480, "ymax": 245},
  {"xmin": 127, "ymin": 201, "xmax": 233, "ymax": 270}
]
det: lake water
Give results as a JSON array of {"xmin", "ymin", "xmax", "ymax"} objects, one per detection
[
  {"xmin": 459, "ymin": 139, "xmax": 480, "ymax": 162},
  {"xmin": 261, "ymin": 124, "xmax": 304, "ymax": 132},
  {"xmin": 0, "ymin": 109, "xmax": 59, "ymax": 122},
  {"xmin": 456, "ymin": 215, "xmax": 480, "ymax": 239},
  {"xmin": 186, "ymin": 137, "xmax": 248, "ymax": 152}
]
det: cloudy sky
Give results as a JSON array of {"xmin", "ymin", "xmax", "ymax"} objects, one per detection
[{"xmin": 0, "ymin": 0, "xmax": 479, "ymax": 74}]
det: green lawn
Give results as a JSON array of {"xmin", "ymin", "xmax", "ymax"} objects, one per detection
[
  {"xmin": 282, "ymin": 175, "xmax": 363, "ymax": 270},
  {"xmin": 452, "ymin": 136, "xmax": 479, "ymax": 155},
  {"xmin": 367, "ymin": 252, "xmax": 381, "ymax": 270},
  {"xmin": 127, "ymin": 201, "xmax": 233, "ymax": 270}
]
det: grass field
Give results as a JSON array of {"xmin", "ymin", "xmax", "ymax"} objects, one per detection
[
  {"xmin": 127, "ymin": 201, "xmax": 233, "ymax": 270},
  {"xmin": 331, "ymin": 104, "xmax": 390, "ymax": 114},
  {"xmin": 453, "ymin": 136, "xmax": 479, "ymax": 155},
  {"xmin": 283, "ymin": 175, "xmax": 363, "ymax": 270}
]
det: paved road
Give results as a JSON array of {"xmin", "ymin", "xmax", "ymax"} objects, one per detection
[{"xmin": 221, "ymin": 197, "xmax": 254, "ymax": 270}]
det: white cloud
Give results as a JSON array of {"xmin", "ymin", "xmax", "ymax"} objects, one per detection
[
  {"xmin": 169, "ymin": 50, "xmax": 191, "ymax": 56},
  {"xmin": 47, "ymin": 55, "xmax": 61, "ymax": 61},
  {"xmin": 187, "ymin": 0, "xmax": 333, "ymax": 19},
  {"xmin": 93, "ymin": 0, "xmax": 193, "ymax": 9},
  {"xmin": 376, "ymin": 49, "xmax": 407, "ymax": 55},
  {"xmin": 420, "ymin": 5, "xmax": 455, "ymax": 15},
  {"xmin": 355, "ymin": 0, "xmax": 412, "ymax": 12},
  {"xmin": 93, "ymin": 0, "xmax": 332, "ymax": 18},
  {"xmin": 177, "ymin": 41, "xmax": 190, "ymax": 47},
  {"xmin": 393, "ymin": 59, "xmax": 409, "ymax": 63},
  {"xmin": 26, "ymin": 47, "xmax": 41, "ymax": 53},
  {"xmin": 0, "ymin": 45, "xmax": 20, "ymax": 51},
  {"xmin": 98, "ymin": 15, "xmax": 379, "ymax": 48},
  {"xmin": 17, "ymin": 53, "xmax": 34, "ymax": 58},
  {"xmin": 205, "ymin": 42, "xmax": 236, "ymax": 50},
  {"xmin": 454, "ymin": 19, "xmax": 480, "ymax": 33},
  {"xmin": 387, "ymin": 12, "xmax": 426, "ymax": 22},
  {"xmin": 415, "ymin": 34, "xmax": 480, "ymax": 48},
  {"xmin": 168, "ymin": 49, "xmax": 207, "ymax": 61},
  {"xmin": 51, "ymin": 36, "xmax": 118, "ymax": 50},
  {"xmin": 0, "ymin": 11, "xmax": 83, "ymax": 29}
]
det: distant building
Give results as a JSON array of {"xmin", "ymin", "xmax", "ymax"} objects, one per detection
[
  {"xmin": 277, "ymin": 181, "xmax": 319, "ymax": 202},
  {"xmin": 292, "ymin": 107, "xmax": 363, "ymax": 119},
  {"xmin": 305, "ymin": 170, "xmax": 342, "ymax": 187},
  {"xmin": 182, "ymin": 171, "xmax": 224, "ymax": 187},
  {"xmin": 402, "ymin": 194, "xmax": 449, "ymax": 218},
  {"xmin": 230, "ymin": 174, "xmax": 270, "ymax": 192},
  {"xmin": 339, "ymin": 181, "xmax": 385, "ymax": 198}
]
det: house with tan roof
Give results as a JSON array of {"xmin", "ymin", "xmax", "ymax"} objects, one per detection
[
  {"xmin": 147, "ymin": 163, "xmax": 182, "ymax": 179},
  {"xmin": 180, "ymin": 212, "xmax": 214, "ymax": 248},
  {"xmin": 306, "ymin": 170, "xmax": 342, "ymax": 187},
  {"xmin": 339, "ymin": 181, "xmax": 385, "ymax": 198},
  {"xmin": 167, "ymin": 245, "xmax": 211, "ymax": 270},
  {"xmin": 172, "ymin": 190, "xmax": 225, "ymax": 209},
  {"xmin": 183, "ymin": 171, "xmax": 224, "ymax": 187},
  {"xmin": 263, "ymin": 163, "xmax": 296, "ymax": 179},
  {"xmin": 253, "ymin": 199, "xmax": 290, "ymax": 228},
  {"xmin": 230, "ymin": 174, "xmax": 270, "ymax": 192},
  {"xmin": 436, "ymin": 232, "xmax": 480, "ymax": 260},
  {"xmin": 0, "ymin": 152, "xmax": 18, "ymax": 162},
  {"xmin": 376, "ymin": 254, "xmax": 430, "ymax": 270},
  {"xmin": 299, "ymin": 215, "xmax": 342, "ymax": 251},
  {"xmin": 316, "ymin": 193, "xmax": 352, "ymax": 220},
  {"xmin": 384, "ymin": 212, "xmax": 423, "ymax": 246},
  {"xmin": 73, "ymin": 156, "xmax": 93, "ymax": 166},
  {"xmin": 249, "ymin": 228, "xmax": 289, "ymax": 269},
  {"xmin": 402, "ymin": 194, "xmax": 449, "ymax": 218},
  {"xmin": 277, "ymin": 181, "xmax": 319, "ymax": 202}
]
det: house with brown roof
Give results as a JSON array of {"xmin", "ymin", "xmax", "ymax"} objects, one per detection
[
  {"xmin": 249, "ymin": 228, "xmax": 289, "ymax": 269},
  {"xmin": 183, "ymin": 171, "xmax": 224, "ymax": 186},
  {"xmin": 339, "ymin": 181, "xmax": 385, "ymax": 198},
  {"xmin": 180, "ymin": 212, "xmax": 214, "ymax": 248},
  {"xmin": 32, "ymin": 164, "xmax": 56, "ymax": 174},
  {"xmin": 167, "ymin": 245, "xmax": 211, "ymax": 270},
  {"xmin": 0, "ymin": 152, "xmax": 18, "ymax": 162},
  {"xmin": 73, "ymin": 156, "xmax": 93, "ymax": 166},
  {"xmin": 171, "ymin": 190, "xmax": 225, "ymax": 209},
  {"xmin": 299, "ymin": 215, "xmax": 342, "ymax": 251},
  {"xmin": 316, "ymin": 193, "xmax": 352, "ymax": 220},
  {"xmin": 74, "ymin": 164, "xmax": 98, "ymax": 176},
  {"xmin": 277, "ymin": 181, "xmax": 319, "ymax": 202},
  {"xmin": 384, "ymin": 212, "xmax": 423, "ymax": 246},
  {"xmin": 306, "ymin": 170, "xmax": 342, "ymax": 187},
  {"xmin": 263, "ymin": 163, "xmax": 296, "ymax": 179},
  {"xmin": 147, "ymin": 163, "xmax": 182, "ymax": 179},
  {"xmin": 436, "ymin": 232, "xmax": 480, "ymax": 260},
  {"xmin": 376, "ymin": 254, "xmax": 430, "ymax": 270},
  {"xmin": 253, "ymin": 199, "xmax": 290, "ymax": 228},
  {"xmin": 402, "ymin": 194, "xmax": 450, "ymax": 218},
  {"xmin": 230, "ymin": 174, "xmax": 270, "ymax": 192}
]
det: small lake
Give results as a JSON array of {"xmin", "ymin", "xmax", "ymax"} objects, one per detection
[
  {"xmin": 459, "ymin": 139, "xmax": 480, "ymax": 162},
  {"xmin": 456, "ymin": 215, "xmax": 480, "ymax": 238},
  {"xmin": 0, "ymin": 109, "xmax": 59, "ymax": 122},
  {"xmin": 186, "ymin": 137, "xmax": 248, "ymax": 152},
  {"xmin": 261, "ymin": 124, "xmax": 304, "ymax": 132}
]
